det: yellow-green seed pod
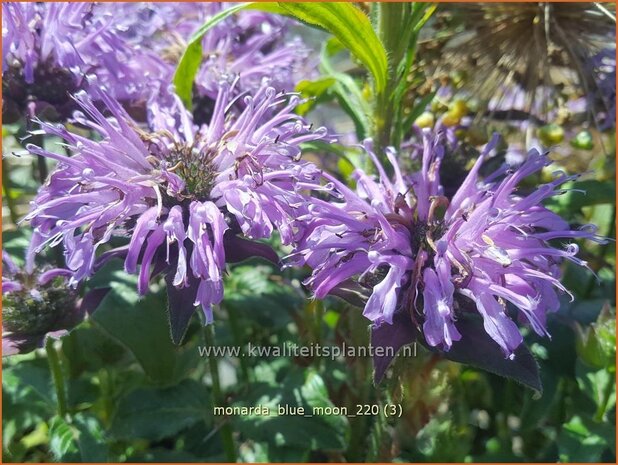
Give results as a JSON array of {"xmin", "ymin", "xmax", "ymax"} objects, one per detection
[
  {"xmin": 538, "ymin": 123, "xmax": 565, "ymax": 146},
  {"xmin": 431, "ymin": 99, "xmax": 448, "ymax": 113},
  {"xmin": 415, "ymin": 112, "xmax": 435, "ymax": 128},
  {"xmin": 570, "ymin": 130, "xmax": 594, "ymax": 150},
  {"xmin": 455, "ymin": 128, "xmax": 466, "ymax": 139},
  {"xmin": 441, "ymin": 111, "xmax": 461, "ymax": 127},
  {"xmin": 540, "ymin": 163, "xmax": 562, "ymax": 183},
  {"xmin": 449, "ymin": 99, "xmax": 469, "ymax": 119}
]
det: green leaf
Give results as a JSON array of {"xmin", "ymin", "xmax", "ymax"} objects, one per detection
[
  {"xmin": 575, "ymin": 306, "xmax": 616, "ymax": 371},
  {"xmin": 47, "ymin": 414, "xmax": 108, "ymax": 462},
  {"xmin": 295, "ymin": 77, "xmax": 337, "ymax": 115},
  {"xmin": 3, "ymin": 358, "xmax": 55, "ymax": 406},
  {"xmin": 61, "ymin": 323, "xmax": 126, "ymax": 378},
  {"xmin": 318, "ymin": 40, "xmax": 372, "ymax": 139},
  {"xmin": 415, "ymin": 415, "xmax": 474, "ymax": 462},
  {"xmin": 173, "ymin": 3, "xmax": 248, "ymax": 108},
  {"xmin": 2, "ymin": 229, "xmax": 32, "ymax": 267},
  {"xmin": 48, "ymin": 416, "xmax": 78, "ymax": 460},
  {"xmin": 2, "ymin": 359, "xmax": 55, "ymax": 448},
  {"xmin": 233, "ymin": 369, "xmax": 350, "ymax": 452},
  {"xmin": 278, "ymin": 2, "xmax": 388, "ymax": 93},
  {"xmin": 224, "ymin": 265, "xmax": 301, "ymax": 330},
  {"xmin": 558, "ymin": 415, "xmax": 612, "ymax": 462},
  {"xmin": 575, "ymin": 359, "xmax": 616, "ymax": 420},
  {"xmin": 126, "ymin": 448, "xmax": 204, "ymax": 463},
  {"xmin": 73, "ymin": 413, "xmax": 109, "ymax": 462},
  {"xmin": 403, "ymin": 91, "xmax": 437, "ymax": 132},
  {"xmin": 91, "ymin": 271, "xmax": 198, "ymax": 384},
  {"xmin": 109, "ymin": 379, "xmax": 211, "ymax": 441}
]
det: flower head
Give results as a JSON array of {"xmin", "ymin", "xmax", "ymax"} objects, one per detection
[
  {"xmin": 2, "ymin": 2, "xmax": 163, "ymax": 122},
  {"xmin": 2, "ymin": 251, "xmax": 106, "ymax": 356},
  {"xmin": 427, "ymin": 3, "xmax": 616, "ymax": 126},
  {"xmin": 103, "ymin": 2, "xmax": 313, "ymax": 124},
  {"xmin": 193, "ymin": 7, "xmax": 310, "ymax": 108},
  {"xmin": 290, "ymin": 127, "xmax": 607, "ymax": 357},
  {"xmin": 25, "ymin": 81, "xmax": 328, "ymax": 342}
]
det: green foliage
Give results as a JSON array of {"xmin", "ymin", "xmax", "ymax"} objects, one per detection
[
  {"xmin": 233, "ymin": 369, "xmax": 350, "ymax": 452},
  {"xmin": 296, "ymin": 40, "xmax": 372, "ymax": 140},
  {"xmin": 3, "ymin": 2, "xmax": 616, "ymax": 463},
  {"xmin": 546, "ymin": 180, "xmax": 616, "ymax": 213},
  {"xmin": 558, "ymin": 415, "xmax": 614, "ymax": 462},
  {"xmin": 279, "ymin": 3, "xmax": 387, "ymax": 94},
  {"xmin": 91, "ymin": 270, "xmax": 199, "ymax": 384},
  {"xmin": 110, "ymin": 380, "xmax": 211, "ymax": 441}
]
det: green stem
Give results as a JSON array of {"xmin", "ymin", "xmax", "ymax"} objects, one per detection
[
  {"xmin": 345, "ymin": 311, "xmax": 372, "ymax": 461},
  {"xmin": 204, "ymin": 324, "xmax": 236, "ymax": 462},
  {"xmin": 227, "ymin": 307, "xmax": 251, "ymax": 385},
  {"xmin": 2, "ymin": 158, "xmax": 19, "ymax": 225},
  {"xmin": 373, "ymin": 2, "xmax": 408, "ymax": 152},
  {"xmin": 45, "ymin": 337, "xmax": 68, "ymax": 419},
  {"xmin": 36, "ymin": 152, "xmax": 48, "ymax": 185},
  {"xmin": 98, "ymin": 368, "xmax": 115, "ymax": 428}
]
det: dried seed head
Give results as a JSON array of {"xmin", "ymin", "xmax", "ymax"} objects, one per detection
[{"xmin": 426, "ymin": 3, "xmax": 616, "ymax": 123}]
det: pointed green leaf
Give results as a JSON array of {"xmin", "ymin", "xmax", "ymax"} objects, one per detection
[
  {"xmin": 48, "ymin": 416, "xmax": 78, "ymax": 460},
  {"xmin": 233, "ymin": 369, "xmax": 350, "ymax": 451},
  {"xmin": 277, "ymin": 2, "xmax": 388, "ymax": 93}
]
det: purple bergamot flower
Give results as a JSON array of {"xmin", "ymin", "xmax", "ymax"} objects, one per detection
[
  {"xmin": 24, "ymin": 81, "xmax": 329, "ymax": 343},
  {"xmin": 2, "ymin": 250, "xmax": 108, "ymax": 356},
  {"xmin": 289, "ymin": 127, "xmax": 607, "ymax": 362},
  {"xmin": 193, "ymin": 6, "xmax": 311, "ymax": 111},
  {"xmin": 2, "ymin": 2, "xmax": 163, "ymax": 122},
  {"xmin": 99, "ymin": 2, "xmax": 312, "ymax": 124}
]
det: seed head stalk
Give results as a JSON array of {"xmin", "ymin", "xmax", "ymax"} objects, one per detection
[{"xmin": 45, "ymin": 338, "xmax": 69, "ymax": 419}]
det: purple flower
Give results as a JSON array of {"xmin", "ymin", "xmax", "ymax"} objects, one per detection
[
  {"xmin": 194, "ymin": 8, "xmax": 311, "ymax": 106},
  {"xmin": 2, "ymin": 250, "xmax": 107, "ymax": 356},
  {"xmin": 290, "ymin": 128, "xmax": 607, "ymax": 357},
  {"xmin": 2, "ymin": 2, "xmax": 163, "ymax": 122},
  {"xmin": 3, "ymin": 2, "xmax": 86, "ymax": 121},
  {"xmin": 103, "ymin": 2, "xmax": 313, "ymax": 122},
  {"xmin": 25, "ymin": 82, "xmax": 328, "ymax": 342}
]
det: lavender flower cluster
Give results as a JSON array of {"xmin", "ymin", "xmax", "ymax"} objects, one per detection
[
  {"xmin": 288, "ymin": 130, "xmax": 608, "ymax": 359},
  {"xmin": 2, "ymin": 2, "xmax": 608, "ymax": 372}
]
